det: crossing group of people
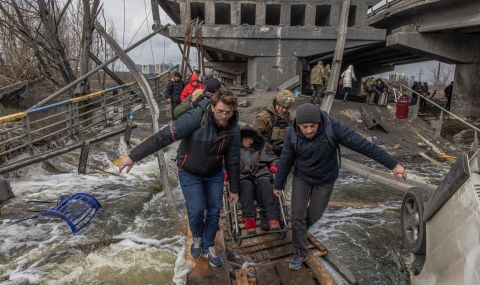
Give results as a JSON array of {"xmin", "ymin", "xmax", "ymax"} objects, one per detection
[
  {"xmin": 411, "ymin": 81, "xmax": 454, "ymax": 111},
  {"xmin": 118, "ymin": 73, "xmax": 407, "ymax": 270},
  {"xmin": 362, "ymin": 76, "xmax": 389, "ymax": 105},
  {"xmin": 309, "ymin": 61, "xmax": 331, "ymax": 104},
  {"xmin": 309, "ymin": 63, "xmax": 359, "ymax": 103}
]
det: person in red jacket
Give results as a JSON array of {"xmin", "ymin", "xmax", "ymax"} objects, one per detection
[{"xmin": 180, "ymin": 74, "xmax": 204, "ymax": 102}]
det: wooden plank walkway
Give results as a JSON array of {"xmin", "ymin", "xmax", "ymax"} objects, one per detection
[{"xmin": 184, "ymin": 215, "xmax": 340, "ymax": 285}]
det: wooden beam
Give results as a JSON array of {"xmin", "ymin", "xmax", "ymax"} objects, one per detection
[
  {"xmin": 235, "ymin": 269, "xmax": 249, "ymax": 285},
  {"xmin": 305, "ymin": 256, "xmax": 335, "ymax": 285},
  {"xmin": 321, "ymin": 0, "xmax": 351, "ymax": 113}
]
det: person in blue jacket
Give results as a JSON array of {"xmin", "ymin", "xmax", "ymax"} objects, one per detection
[
  {"xmin": 119, "ymin": 87, "xmax": 240, "ymax": 268},
  {"xmin": 273, "ymin": 103, "xmax": 407, "ymax": 270}
]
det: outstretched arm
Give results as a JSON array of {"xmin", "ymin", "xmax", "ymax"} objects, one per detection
[
  {"xmin": 119, "ymin": 109, "xmax": 202, "ymax": 173},
  {"xmin": 330, "ymin": 116, "xmax": 407, "ymax": 180}
]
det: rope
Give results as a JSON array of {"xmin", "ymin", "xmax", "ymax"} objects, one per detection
[
  {"xmin": 143, "ymin": 0, "xmax": 155, "ymax": 66},
  {"xmin": 122, "ymin": 0, "xmax": 126, "ymax": 49}
]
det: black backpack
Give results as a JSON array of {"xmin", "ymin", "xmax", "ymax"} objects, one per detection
[{"xmin": 290, "ymin": 110, "xmax": 341, "ymax": 167}]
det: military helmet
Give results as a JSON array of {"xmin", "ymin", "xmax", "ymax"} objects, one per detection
[
  {"xmin": 274, "ymin": 90, "xmax": 295, "ymax": 108},
  {"xmin": 317, "ymin": 61, "xmax": 323, "ymax": 65}
]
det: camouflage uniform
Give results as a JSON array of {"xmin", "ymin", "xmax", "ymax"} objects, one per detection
[
  {"xmin": 363, "ymin": 77, "xmax": 377, "ymax": 105},
  {"xmin": 253, "ymin": 90, "xmax": 294, "ymax": 156},
  {"xmin": 309, "ymin": 62, "xmax": 325, "ymax": 104}
]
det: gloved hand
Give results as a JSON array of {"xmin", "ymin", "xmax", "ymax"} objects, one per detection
[{"xmin": 269, "ymin": 165, "xmax": 278, "ymax": 174}]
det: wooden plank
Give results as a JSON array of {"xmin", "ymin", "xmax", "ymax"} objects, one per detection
[
  {"xmin": 241, "ymin": 238, "xmax": 292, "ymax": 254},
  {"xmin": 185, "ymin": 218, "xmax": 231, "ymax": 285},
  {"xmin": 255, "ymin": 264, "xmax": 281, "ymax": 285},
  {"xmin": 307, "ymin": 233, "xmax": 328, "ymax": 256},
  {"xmin": 233, "ymin": 231, "xmax": 291, "ymax": 249},
  {"xmin": 235, "ymin": 268, "xmax": 249, "ymax": 285},
  {"xmin": 305, "ymin": 255, "xmax": 335, "ymax": 285},
  {"xmin": 274, "ymin": 261, "xmax": 316, "ymax": 285},
  {"xmin": 247, "ymin": 242, "xmax": 316, "ymax": 263}
]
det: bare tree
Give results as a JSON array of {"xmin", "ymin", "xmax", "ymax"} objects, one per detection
[
  {"xmin": 429, "ymin": 62, "xmax": 454, "ymax": 89},
  {"xmin": 74, "ymin": 0, "xmax": 101, "ymax": 95},
  {"xmin": 0, "ymin": 0, "xmax": 120, "ymax": 100},
  {"xmin": 0, "ymin": 0, "xmax": 76, "ymax": 86}
]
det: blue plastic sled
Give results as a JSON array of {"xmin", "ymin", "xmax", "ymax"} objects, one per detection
[{"xmin": 9, "ymin": 192, "xmax": 102, "ymax": 235}]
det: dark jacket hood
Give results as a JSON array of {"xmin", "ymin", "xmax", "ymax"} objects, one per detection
[
  {"xmin": 240, "ymin": 125, "xmax": 265, "ymax": 152},
  {"xmin": 188, "ymin": 74, "xmax": 199, "ymax": 84}
]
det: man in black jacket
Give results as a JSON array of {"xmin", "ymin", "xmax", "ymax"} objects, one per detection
[
  {"xmin": 165, "ymin": 71, "xmax": 185, "ymax": 119},
  {"xmin": 119, "ymin": 88, "xmax": 240, "ymax": 268},
  {"xmin": 273, "ymin": 103, "xmax": 407, "ymax": 270}
]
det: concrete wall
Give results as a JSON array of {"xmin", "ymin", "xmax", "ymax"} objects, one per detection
[
  {"xmin": 177, "ymin": 0, "xmax": 374, "ymax": 27},
  {"xmin": 247, "ymin": 56, "xmax": 301, "ymax": 90},
  {"xmin": 451, "ymin": 63, "xmax": 480, "ymax": 118}
]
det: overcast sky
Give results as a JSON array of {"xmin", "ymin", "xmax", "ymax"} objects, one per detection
[
  {"xmin": 102, "ymin": 0, "xmax": 193, "ymax": 67},
  {"xmin": 101, "ymin": 0, "xmax": 454, "ymax": 83}
]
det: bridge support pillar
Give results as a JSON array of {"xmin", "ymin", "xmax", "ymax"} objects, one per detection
[
  {"xmin": 247, "ymin": 56, "xmax": 302, "ymax": 90},
  {"xmin": 451, "ymin": 63, "xmax": 480, "ymax": 119}
]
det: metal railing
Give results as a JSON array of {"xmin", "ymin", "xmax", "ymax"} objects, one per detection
[
  {"xmin": 367, "ymin": 0, "xmax": 434, "ymax": 17},
  {"xmin": 392, "ymin": 82, "xmax": 479, "ymax": 152},
  {"xmin": 0, "ymin": 72, "xmax": 170, "ymax": 164},
  {"xmin": 367, "ymin": 0, "xmax": 402, "ymax": 16}
]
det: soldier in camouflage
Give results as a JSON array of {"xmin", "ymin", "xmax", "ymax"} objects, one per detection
[
  {"xmin": 323, "ymin": 64, "xmax": 331, "ymax": 88},
  {"xmin": 253, "ymin": 90, "xmax": 295, "ymax": 157},
  {"xmin": 309, "ymin": 61, "xmax": 325, "ymax": 104},
  {"xmin": 363, "ymin": 76, "xmax": 377, "ymax": 105}
]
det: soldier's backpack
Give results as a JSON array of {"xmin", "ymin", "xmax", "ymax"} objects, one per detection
[{"xmin": 290, "ymin": 109, "xmax": 341, "ymax": 167}]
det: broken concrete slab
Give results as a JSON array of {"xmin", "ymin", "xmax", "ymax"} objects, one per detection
[{"xmin": 277, "ymin": 75, "xmax": 300, "ymax": 90}]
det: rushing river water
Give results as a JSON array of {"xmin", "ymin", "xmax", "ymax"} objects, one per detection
[{"xmin": 0, "ymin": 126, "xmax": 451, "ymax": 284}]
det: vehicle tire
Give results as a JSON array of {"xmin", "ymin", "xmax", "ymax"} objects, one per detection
[{"xmin": 401, "ymin": 187, "xmax": 434, "ymax": 255}]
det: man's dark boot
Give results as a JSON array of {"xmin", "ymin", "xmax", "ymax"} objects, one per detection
[
  {"xmin": 260, "ymin": 217, "xmax": 269, "ymax": 231},
  {"xmin": 289, "ymin": 249, "xmax": 307, "ymax": 270}
]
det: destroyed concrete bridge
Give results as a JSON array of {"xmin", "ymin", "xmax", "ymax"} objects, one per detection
[
  {"xmin": 157, "ymin": 0, "xmax": 385, "ymax": 89},
  {"xmin": 365, "ymin": 0, "xmax": 480, "ymax": 118},
  {"xmin": 156, "ymin": 0, "xmax": 479, "ymax": 118}
]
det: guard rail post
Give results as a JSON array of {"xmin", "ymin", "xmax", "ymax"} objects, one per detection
[
  {"xmin": 78, "ymin": 141, "xmax": 90, "ymax": 174},
  {"xmin": 102, "ymin": 92, "xmax": 108, "ymax": 128},
  {"xmin": 471, "ymin": 131, "xmax": 479, "ymax": 152},
  {"xmin": 434, "ymin": 110, "xmax": 444, "ymax": 140},
  {"xmin": 23, "ymin": 116, "xmax": 33, "ymax": 155},
  {"xmin": 66, "ymin": 102, "xmax": 74, "ymax": 137}
]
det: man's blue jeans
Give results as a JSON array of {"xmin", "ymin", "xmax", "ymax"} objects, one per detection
[{"xmin": 179, "ymin": 169, "xmax": 224, "ymax": 251}]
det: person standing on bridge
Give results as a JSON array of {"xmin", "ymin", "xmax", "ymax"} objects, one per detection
[
  {"xmin": 165, "ymin": 71, "xmax": 185, "ymax": 119},
  {"xmin": 272, "ymin": 103, "xmax": 407, "ymax": 270},
  {"xmin": 173, "ymin": 78, "xmax": 222, "ymax": 119},
  {"xmin": 180, "ymin": 73, "xmax": 204, "ymax": 103},
  {"xmin": 444, "ymin": 81, "xmax": 453, "ymax": 111},
  {"xmin": 309, "ymin": 61, "xmax": 326, "ymax": 104},
  {"xmin": 341, "ymin": 65, "xmax": 357, "ymax": 102},
  {"xmin": 118, "ymin": 88, "xmax": 241, "ymax": 268}
]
